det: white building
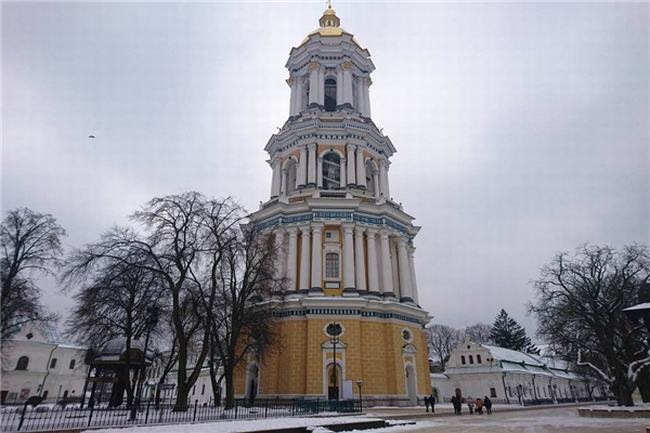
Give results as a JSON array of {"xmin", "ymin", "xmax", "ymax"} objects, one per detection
[
  {"xmin": 1, "ymin": 324, "xmax": 88, "ymax": 405},
  {"xmin": 430, "ymin": 341, "xmax": 608, "ymax": 404}
]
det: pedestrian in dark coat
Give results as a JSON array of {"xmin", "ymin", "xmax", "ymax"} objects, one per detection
[
  {"xmin": 424, "ymin": 395, "xmax": 430, "ymax": 412},
  {"xmin": 429, "ymin": 393, "xmax": 436, "ymax": 413},
  {"xmin": 484, "ymin": 396, "xmax": 493, "ymax": 415}
]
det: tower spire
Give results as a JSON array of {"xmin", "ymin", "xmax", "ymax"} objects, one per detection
[{"xmin": 319, "ymin": 0, "xmax": 340, "ymax": 28}]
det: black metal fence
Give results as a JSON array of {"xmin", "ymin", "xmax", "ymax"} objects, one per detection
[{"xmin": 0, "ymin": 398, "xmax": 361, "ymax": 432}]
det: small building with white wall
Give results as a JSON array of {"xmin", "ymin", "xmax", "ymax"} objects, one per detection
[
  {"xmin": 430, "ymin": 341, "xmax": 608, "ymax": 404},
  {"xmin": 1, "ymin": 324, "xmax": 88, "ymax": 405}
]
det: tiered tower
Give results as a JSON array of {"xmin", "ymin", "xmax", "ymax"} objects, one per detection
[{"xmin": 236, "ymin": 5, "xmax": 432, "ymax": 405}]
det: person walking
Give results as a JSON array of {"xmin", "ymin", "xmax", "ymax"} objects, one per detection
[
  {"xmin": 424, "ymin": 395, "xmax": 430, "ymax": 412},
  {"xmin": 451, "ymin": 395, "xmax": 461, "ymax": 415},
  {"xmin": 475, "ymin": 397, "xmax": 484, "ymax": 415},
  {"xmin": 484, "ymin": 396, "xmax": 492, "ymax": 415},
  {"xmin": 466, "ymin": 396, "xmax": 474, "ymax": 414},
  {"xmin": 429, "ymin": 393, "xmax": 436, "ymax": 413}
]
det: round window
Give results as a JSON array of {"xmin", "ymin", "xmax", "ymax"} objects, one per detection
[{"xmin": 401, "ymin": 329, "xmax": 412, "ymax": 342}]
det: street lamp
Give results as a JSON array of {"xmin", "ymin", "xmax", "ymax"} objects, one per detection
[
  {"xmin": 356, "ymin": 380, "xmax": 364, "ymax": 412},
  {"xmin": 326, "ymin": 322, "xmax": 342, "ymax": 402}
]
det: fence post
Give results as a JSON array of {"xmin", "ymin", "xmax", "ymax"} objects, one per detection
[
  {"xmin": 265, "ymin": 398, "xmax": 269, "ymax": 418},
  {"xmin": 17, "ymin": 402, "xmax": 28, "ymax": 431},
  {"xmin": 291, "ymin": 398, "xmax": 295, "ymax": 416},
  {"xmin": 235, "ymin": 399, "xmax": 239, "ymax": 419},
  {"xmin": 193, "ymin": 400, "xmax": 198, "ymax": 422},
  {"xmin": 87, "ymin": 400, "xmax": 95, "ymax": 427},
  {"xmin": 145, "ymin": 399, "xmax": 151, "ymax": 424}
]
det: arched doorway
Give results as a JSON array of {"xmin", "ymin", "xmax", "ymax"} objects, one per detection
[
  {"xmin": 245, "ymin": 364, "xmax": 259, "ymax": 404},
  {"xmin": 405, "ymin": 364, "xmax": 417, "ymax": 406},
  {"xmin": 326, "ymin": 363, "xmax": 342, "ymax": 400}
]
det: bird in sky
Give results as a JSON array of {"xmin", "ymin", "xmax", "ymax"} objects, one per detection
[{"xmin": 88, "ymin": 135, "xmax": 95, "ymax": 139}]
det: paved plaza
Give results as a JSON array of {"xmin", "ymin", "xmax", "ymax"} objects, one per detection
[{"xmin": 397, "ymin": 406, "xmax": 648, "ymax": 433}]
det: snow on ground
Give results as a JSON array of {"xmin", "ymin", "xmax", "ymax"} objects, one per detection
[{"xmin": 88, "ymin": 416, "xmax": 382, "ymax": 433}]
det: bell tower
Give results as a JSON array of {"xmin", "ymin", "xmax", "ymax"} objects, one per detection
[{"xmin": 239, "ymin": 4, "xmax": 432, "ymax": 405}]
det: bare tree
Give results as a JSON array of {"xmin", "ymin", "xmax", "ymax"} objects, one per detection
[
  {"xmin": 202, "ymin": 224, "xmax": 283, "ymax": 409},
  {"xmin": 463, "ymin": 323, "xmax": 493, "ymax": 344},
  {"xmin": 63, "ymin": 248, "xmax": 164, "ymax": 406},
  {"xmin": 530, "ymin": 244, "xmax": 650, "ymax": 406},
  {"xmin": 63, "ymin": 193, "xmax": 244, "ymax": 410},
  {"xmin": 427, "ymin": 324, "xmax": 463, "ymax": 371},
  {"xmin": 1, "ymin": 208, "xmax": 64, "ymax": 341}
]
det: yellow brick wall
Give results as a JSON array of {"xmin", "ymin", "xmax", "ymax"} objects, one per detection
[{"xmin": 236, "ymin": 315, "xmax": 431, "ymax": 399}]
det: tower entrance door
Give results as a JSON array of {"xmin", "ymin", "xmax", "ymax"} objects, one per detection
[{"xmin": 326, "ymin": 364, "xmax": 342, "ymax": 400}]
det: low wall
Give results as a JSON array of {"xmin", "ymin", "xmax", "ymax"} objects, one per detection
[{"xmin": 577, "ymin": 406, "xmax": 650, "ymax": 418}]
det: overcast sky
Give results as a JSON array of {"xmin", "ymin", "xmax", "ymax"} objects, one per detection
[{"xmin": 2, "ymin": 1, "xmax": 649, "ymax": 337}]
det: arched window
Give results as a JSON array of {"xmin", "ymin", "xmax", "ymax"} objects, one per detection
[
  {"xmin": 324, "ymin": 78, "xmax": 337, "ymax": 111},
  {"xmin": 16, "ymin": 356, "xmax": 29, "ymax": 371},
  {"xmin": 325, "ymin": 252, "xmax": 339, "ymax": 278},
  {"xmin": 365, "ymin": 160, "xmax": 378, "ymax": 195},
  {"xmin": 286, "ymin": 159, "xmax": 298, "ymax": 195},
  {"xmin": 322, "ymin": 153, "xmax": 341, "ymax": 189}
]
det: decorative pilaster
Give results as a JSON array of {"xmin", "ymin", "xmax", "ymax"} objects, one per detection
[
  {"xmin": 340, "ymin": 157, "xmax": 347, "ymax": 187},
  {"xmin": 379, "ymin": 159, "xmax": 390, "ymax": 198},
  {"xmin": 310, "ymin": 224, "xmax": 323, "ymax": 293},
  {"xmin": 297, "ymin": 146, "xmax": 307, "ymax": 188},
  {"xmin": 295, "ymin": 79, "xmax": 304, "ymax": 114},
  {"xmin": 317, "ymin": 156, "xmax": 323, "ymax": 188},
  {"xmin": 342, "ymin": 61, "xmax": 354, "ymax": 106},
  {"xmin": 342, "ymin": 224, "xmax": 356, "ymax": 294},
  {"xmin": 281, "ymin": 168, "xmax": 288, "ymax": 198},
  {"xmin": 336, "ymin": 68, "xmax": 344, "ymax": 106},
  {"xmin": 363, "ymin": 77, "xmax": 371, "ymax": 118},
  {"xmin": 354, "ymin": 227, "xmax": 367, "ymax": 293},
  {"xmin": 346, "ymin": 144, "xmax": 356, "ymax": 186},
  {"xmin": 308, "ymin": 62, "xmax": 320, "ymax": 105},
  {"xmin": 273, "ymin": 229, "xmax": 286, "ymax": 286},
  {"xmin": 288, "ymin": 77, "xmax": 298, "ymax": 116},
  {"xmin": 307, "ymin": 144, "xmax": 317, "ymax": 186},
  {"xmin": 397, "ymin": 238, "xmax": 413, "ymax": 303},
  {"xmin": 270, "ymin": 159, "xmax": 281, "ymax": 198},
  {"xmin": 379, "ymin": 230, "xmax": 394, "ymax": 297},
  {"xmin": 299, "ymin": 226, "xmax": 311, "ymax": 293},
  {"xmin": 356, "ymin": 148, "xmax": 366, "ymax": 189},
  {"xmin": 366, "ymin": 229, "xmax": 380, "ymax": 295},
  {"xmin": 286, "ymin": 228, "xmax": 298, "ymax": 291},
  {"xmin": 408, "ymin": 245, "xmax": 419, "ymax": 304}
]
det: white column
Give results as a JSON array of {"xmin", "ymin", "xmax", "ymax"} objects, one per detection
[
  {"xmin": 310, "ymin": 224, "xmax": 323, "ymax": 291},
  {"xmin": 379, "ymin": 230, "xmax": 394, "ymax": 295},
  {"xmin": 336, "ymin": 68, "xmax": 344, "ymax": 107},
  {"xmin": 354, "ymin": 227, "xmax": 367, "ymax": 293},
  {"xmin": 366, "ymin": 229, "xmax": 380, "ymax": 294},
  {"xmin": 318, "ymin": 67, "xmax": 325, "ymax": 106},
  {"xmin": 342, "ymin": 224, "xmax": 355, "ymax": 292},
  {"xmin": 340, "ymin": 157, "xmax": 347, "ymax": 187},
  {"xmin": 286, "ymin": 228, "xmax": 298, "ymax": 291},
  {"xmin": 270, "ymin": 159, "xmax": 281, "ymax": 198},
  {"xmin": 295, "ymin": 79, "xmax": 304, "ymax": 114},
  {"xmin": 356, "ymin": 78, "xmax": 366, "ymax": 115},
  {"xmin": 281, "ymin": 168, "xmax": 288, "ymax": 197},
  {"xmin": 299, "ymin": 226, "xmax": 311, "ymax": 292},
  {"xmin": 397, "ymin": 237, "xmax": 413, "ymax": 301},
  {"xmin": 274, "ymin": 229, "xmax": 286, "ymax": 282},
  {"xmin": 308, "ymin": 62, "xmax": 320, "ymax": 105},
  {"xmin": 342, "ymin": 61, "xmax": 354, "ymax": 105},
  {"xmin": 373, "ymin": 171, "xmax": 380, "ymax": 199},
  {"xmin": 379, "ymin": 159, "xmax": 390, "ymax": 198},
  {"xmin": 363, "ymin": 77, "xmax": 371, "ymax": 118},
  {"xmin": 307, "ymin": 144, "xmax": 316, "ymax": 186},
  {"xmin": 288, "ymin": 78, "xmax": 297, "ymax": 116},
  {"xmin": 356, "ymin": 148, "xmax": 366, "ymax": 189},
  {"xmin": 317, "ymin": 156, "xmax": 323, "ymax": 188},
  {"xmin": 346, "ymin": 144, "xmax": 356, "ymax": 186},
  {"xmin": 297, "ymin": 146, "xmax": 307, "ymax": 188},
  {"xmin": 408, "ymin": 245, "xmax": 419, "ymax": 304}
]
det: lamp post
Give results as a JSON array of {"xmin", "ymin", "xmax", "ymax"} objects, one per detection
[
  {"xmin": 356, "ymin": 380, "xmax": 364, "ymax": 412},
  {"xmin": 326, "ymin": 322, "xmax": 342, "ymax": 401}
]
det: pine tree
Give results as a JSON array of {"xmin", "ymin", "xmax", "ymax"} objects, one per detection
[{"xmin": 490, "ymin": 309, "xmax": 539, "ymax": 353}]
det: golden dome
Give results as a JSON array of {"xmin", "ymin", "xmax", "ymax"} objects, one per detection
[{"xmin": 319, "ymin": 3, "xmax": 341, "ymax": 28}]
